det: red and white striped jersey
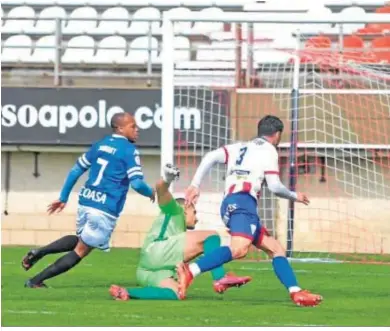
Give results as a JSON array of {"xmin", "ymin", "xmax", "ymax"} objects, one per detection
[{"xmin": 223, "ymin": 138, "xmax": 279, "ymax": 200}]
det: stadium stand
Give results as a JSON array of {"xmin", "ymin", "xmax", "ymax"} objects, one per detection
[{"xmin": 1, "ymin": 0, "xmax": 390, "ymax": 82}]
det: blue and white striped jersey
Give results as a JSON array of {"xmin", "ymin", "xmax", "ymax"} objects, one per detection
[{"xmin": 77, "ymin": 134, "xmax": 144, "ymax": 217}]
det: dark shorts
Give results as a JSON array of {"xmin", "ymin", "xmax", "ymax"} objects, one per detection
[{"xmin": 220, "ymin": 192, "xmax": 269, "ymax": 248}]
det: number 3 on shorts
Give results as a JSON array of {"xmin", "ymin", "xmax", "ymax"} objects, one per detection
[
  {"xmin": 92, "ymin": 158, "xmax": 108, "ymax": 186},
  {"xmin": 235, "ymin": 147, "xmax": 248, "ymax": 166}
]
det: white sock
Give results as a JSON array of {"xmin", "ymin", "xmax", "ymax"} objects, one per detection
[
  {"xmin": 188, "ymin": 263, "xmax": 201, "ymax": 277},
  {"xmin": 289, "ymin": 286, "xmax": 302, "ymax": 293}
]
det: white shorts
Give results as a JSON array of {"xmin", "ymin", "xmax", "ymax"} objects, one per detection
[{"xmin": 76, "ymin": 206, "xmax": 117, "ymax": 251}]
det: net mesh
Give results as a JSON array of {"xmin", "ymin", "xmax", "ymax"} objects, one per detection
[{"xmin": 171, "ymin": 26, "xmax": 390, "ymax": 263}]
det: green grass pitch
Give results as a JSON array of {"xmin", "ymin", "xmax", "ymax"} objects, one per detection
[{"xmin": 2, "ymin": 246, "xmax": 390, "ymax": 327}]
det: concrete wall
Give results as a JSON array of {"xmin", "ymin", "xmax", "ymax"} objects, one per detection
[{"xmin": 2, "ymin": 151, "xmax": 390, "ymax": 255}]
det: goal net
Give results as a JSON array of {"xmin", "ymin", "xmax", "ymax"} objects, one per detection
[{"xmin": 163, "ymin": 20, "xmax": 390, "ymax": 264}]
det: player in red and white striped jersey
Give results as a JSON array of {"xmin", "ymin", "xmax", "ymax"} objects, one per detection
[{"xmin": 178, "ymin": 115, "xmax": 322, "ymax": 307}]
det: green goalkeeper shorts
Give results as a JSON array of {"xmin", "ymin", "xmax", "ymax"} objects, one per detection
[
  {"xmin": 136, "ymin": 268, "xmax": 176, "ymax": 287},
  {"xmin": 137, "ymin": 233, "xmax": 186, "ymax": 287}
]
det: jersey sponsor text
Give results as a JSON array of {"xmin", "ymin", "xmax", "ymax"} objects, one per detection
[{"xmin": 79, "ymin": 186, "xmax": 107, "ymax": 205}]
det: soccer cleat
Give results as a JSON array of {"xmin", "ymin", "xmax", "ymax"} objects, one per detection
[
  {"xmin": 21, "ymin": 249, "xmax": 41, "ymax": 271},
  {"xmin": 24, "ymin": 279, "xmax": 48, "ymax": 289},
  {"xmin": 213, "ymin": 272, "xmax": 252, "ymax": 294},
  {"xmin": 176, "ymin": 263, "xmax": 194, "ymax": 300},
  {"xmin": 290, "ymin": 290, "xmax": 323, "ymax": 307},
  {"xmin": 109, "ymin": 285, "xmax": 130, "ymax": 301}
]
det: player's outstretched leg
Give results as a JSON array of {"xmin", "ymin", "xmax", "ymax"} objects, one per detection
[
  {"xmin": 258, "ymin": 235, "xmax": 323, "ymax": 307},
  {"xmin": 22, "ymin": 235, "xmax": 79, "ymax": 271},
  {"xmin": 25, "ymin": 239, "xmax": 92, "ymax": 288}
]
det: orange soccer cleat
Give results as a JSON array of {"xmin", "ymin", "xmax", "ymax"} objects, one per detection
[
  {"xmin": 290, "ymin": 289, "xmax": 323, "ymax": 307},
  {"xmin": 109, "ymin": 284, "xmax": 130, "ymax": 301},
  {"xmin": 213, "ymin": 272, "xmax": 252, "ymax": 294},
  {"xmin": 176, "ymin": 263, "xmax": 194, "ymax": 300}
]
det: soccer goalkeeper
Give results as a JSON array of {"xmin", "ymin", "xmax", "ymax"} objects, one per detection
[{"xmin": 109, "ymin": 164, "xmax": 251, "ymax": 301}]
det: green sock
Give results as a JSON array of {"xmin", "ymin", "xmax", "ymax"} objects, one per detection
[
  {"xmin": 204, "ymin": 235, "xmax": 226, "ymax": 281},
  {"xmin": 127, "ymin": 287, "xmax": 179, "ymax": 300}
]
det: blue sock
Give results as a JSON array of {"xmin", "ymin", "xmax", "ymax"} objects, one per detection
[
  {"xmin": 195, "ymin": 246, "xmax": 233, "ymax": 274},
  {"xmin": 272, "ymin": 256, "xmax": 298, "ymax": 290}
]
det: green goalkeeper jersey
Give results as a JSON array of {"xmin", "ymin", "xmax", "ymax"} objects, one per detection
[{"xmin": 142, "ymin": 198, "xmax": 186, "ymax": 248}]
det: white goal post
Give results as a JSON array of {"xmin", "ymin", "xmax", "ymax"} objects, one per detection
[{"xmin": 161, "ymin": 12, "xmax": 390, "ymax": 263}]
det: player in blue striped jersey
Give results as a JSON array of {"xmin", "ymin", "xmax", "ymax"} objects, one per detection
[{"xmin": 22, "ymin": 113, "xmax": 155, "ymax": 288}]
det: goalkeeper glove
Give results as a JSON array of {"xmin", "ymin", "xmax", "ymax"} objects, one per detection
[{"xmin": 162, "ymin": 163, "xmax": 180, "ymax": 184}]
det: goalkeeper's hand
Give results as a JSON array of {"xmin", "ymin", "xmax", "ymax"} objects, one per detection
[
  {"xmin": 162, "ymin": 164, "xmax": 180, "ymax": 184},
  {"xmin": 185, "ymin": 185, "xmax": 200, "ymax": 206}
]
